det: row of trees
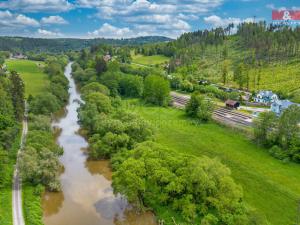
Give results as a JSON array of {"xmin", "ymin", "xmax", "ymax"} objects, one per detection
[
  {"xmin": 19, "ymin": 55, "xmax": 69, "ymax": 192},
  {"xmin": 254, "ymin": 105, "xmax": 300, "ymax": 162},
  {"xmin": 0, "ymin": 69, "xmax": 25, "ymax": 190}
]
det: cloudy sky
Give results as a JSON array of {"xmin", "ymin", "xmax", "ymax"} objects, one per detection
[{"xmin": 0, "ymin": 0, "xmax": 299, "ymax": 39}]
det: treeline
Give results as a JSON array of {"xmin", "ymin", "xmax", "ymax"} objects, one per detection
[
  {"xmin": 17, "ymin": 56, "xmax": 68, "ymax": 225},
  {"xmin": 254, "ymin": 106, "xmax": 300, "ymax": 163},
  {"xmin": 0, "ymin": 67, "xmax": 24, "ymax": 223},
  {"xmin": 72, "ymin": 46, "xmax": 263, "ymax": 224},
  {"xmin": 0, "ymin": 36, "xmax": 172, "ymax": 53}
]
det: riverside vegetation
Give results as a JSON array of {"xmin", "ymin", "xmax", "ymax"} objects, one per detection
[
  {"xmin": 2, "ymin": 54, "xmax": 69, "ymax": 225},
  {"xmin": 72, "ymin": 48, "xmax": 263, "ymax": 225}
]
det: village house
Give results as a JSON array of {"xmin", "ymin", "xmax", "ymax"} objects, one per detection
[
  {"xmin": 254, "ymin": 90, "xmax": 278, "ymax": 104},
  {"xmin": 271, "ymin": 100, "xmax": 300, "ymax": 115}
]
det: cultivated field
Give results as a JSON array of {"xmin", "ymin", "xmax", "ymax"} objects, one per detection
[
  {"xmin": 126, "ymin": 100, "xmax": 300, "ymax": 225},
  {"xmin": 132, "ymin": 54, "xmax": 169, "ymax": 66},
  {"xmin": 6, "ymin": 59, "xmax": 48, "ymax": 97}
]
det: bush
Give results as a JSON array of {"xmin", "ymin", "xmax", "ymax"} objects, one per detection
[
  {"xmin": 143, "ymin": 75, "xmax": 170, "ymax": 106},
  {"xmin": 269, "ymin": 145, "xmax": 288, "ymax": 161},
  {"xmin": 29, "ymin": 93, "xmax": 61, "ymax": 115},
  {"xmin": 119, "ymin": 74, "xmax": 143, "ymax": 97},
  {"xmin": 186, "ymin": 93, "xmax": 214, "ymax": 121}
]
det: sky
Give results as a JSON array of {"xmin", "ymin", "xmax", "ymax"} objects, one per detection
[{"xmin": 0, "ymin": 0, "xmax": 299, "ymax": 39}]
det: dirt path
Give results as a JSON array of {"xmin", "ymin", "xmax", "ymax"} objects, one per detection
[{"xmin": 12, "ymin": 107, "xmax": 28, "ymax": 225}]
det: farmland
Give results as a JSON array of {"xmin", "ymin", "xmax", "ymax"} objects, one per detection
[
  {"xmin": 124, "ymin": 99, "xmax": 300, "ymax": 225},
  {"xmin": 6, "ymin": 59, "xmax": 48, "ymax": 97}
]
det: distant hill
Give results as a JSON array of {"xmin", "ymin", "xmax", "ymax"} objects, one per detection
[{"xmin": 0, "ymin": 36, "xmax": 172, "ymax": 53}]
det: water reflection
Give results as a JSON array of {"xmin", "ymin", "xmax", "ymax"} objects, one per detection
[{"xmin": 42, "ymin": 62, "xmax": 156, "ymax": 225}]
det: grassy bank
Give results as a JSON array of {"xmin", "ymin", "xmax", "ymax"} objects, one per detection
[
  {"xmin": 125, "ymin": 100, "xmax": 300, "ymax": 225},
  {"xmin": 23, "ymin": 185, "xmax": 43, "ymax": 225},
  {"xmin": 0, "ymin": 133, "xmax": 20, "ymax": 225},
  {"xmin": 6, "ymin": 59, "xmax": 48, "ymax": 97}
]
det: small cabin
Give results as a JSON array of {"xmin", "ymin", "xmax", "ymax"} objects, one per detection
[{"xmin": 225, "ymin": 99, "xmax": 240, "ymax": 109}]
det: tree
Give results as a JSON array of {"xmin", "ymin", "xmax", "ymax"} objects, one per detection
[
  {"xmin": 29, "ymin": 93, "xmax": 60, "ymax": 115},
  {"xmin": 234, "ymin": 63, "xmax": 246, "ymax": 89},
  {"xmin": 119, "ymin": 75, "xmax": 143, "ymax": 97},
  {"xmin": 186, "ymin": 93, "xmax": 214, "ymax": 121},
  {"xmin": 254, "ymin": 112, "xmax": 278, "ymax": 146},
  {"xmin": 95, "ymin": 56, "xmax": 107, "ymax": 76},
  {"xmin": 222, "ymin": 60, "xmax": 230, "ymax": 84},
  {"xmin": 9, "ymin": 71, "xmax": 25, "ymax": 120},
  {"xmin": 278, "ymin": 105, "xmax": 300, "ymax": 151},
  {"xmin": 143, "ymin": 75, "xmax": 170, "ymax": 106},
  {"xmin": 83, "ymin": 92, "xmax": 112, "ymax": 114},
  {"xmin": 81, "ymin": 82, "xmax": 110, "ymax": 96}
]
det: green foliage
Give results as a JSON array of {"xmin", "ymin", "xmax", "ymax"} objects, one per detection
[
  {"xmin": 83, "ymin": 92, "xmax": 112, "ymax": 114},
  {"xmin": 23, "ymin": 185, "xmax": 43, "ymax": 225},
  {"xmin": 29, "ymin": 93, "xmax": 61, "ymax": 115},
  {"xmin": 95, "ymin": 56, "xmax": 107, "ymax": 75},
  {"xmin": 254, "ymin": 112, "xmax": 278, "ymax": 146},
  {"xmin": 119, "ymin": 74, "xmax": 143, "ymax": 97},
  {"xmin": 143, "ymin": 75, "xmax": 170, "ymax": 106},
  {"xmin": 112, "ymin": 141, "xmax": 249, "ymax": 224},
  {"xmin": 9, "ymin": 71, "xmax": 25, "ymax": 121},
  {"xmin": 254, "ymin": 106, "xmax": 300, "ymax": 162},
  {"xmin": 81, "ymin": 82, "xmax": 110, "ymax": 96},
  {"xmin": 186, "ymin": 93, "xmax": 214, "ymax": 121}
]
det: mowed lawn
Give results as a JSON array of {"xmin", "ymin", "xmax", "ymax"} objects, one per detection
[
  {"xmin": 132, "ymin": 54, "xmax": 169, "ymax": 66},
  {"xmin": 6, "ymin": 59, "xmax": 49, "ymax": 97},
  {"xmin": 126, "ymin": 101, "xmax": 300, "ymax": 225}
]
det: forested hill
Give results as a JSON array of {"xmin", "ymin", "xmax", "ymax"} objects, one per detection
[{"xmin": 0, "ymin": 36, "xmax": 172, "ymax": 53}]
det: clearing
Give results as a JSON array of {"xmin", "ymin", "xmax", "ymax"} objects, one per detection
[
  {"xmin": 6, "ymin": 59, "xmax": 48, "ymax": 97},
  {"xmin": 126, "ymin": 100, "xmax": 300, "ymax": 225},
  {"xmin": 131, "ymin": 54, "xmax": 169, "ymax": 66}
]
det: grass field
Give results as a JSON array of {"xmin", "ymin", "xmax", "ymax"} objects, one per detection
[
  {"xmin": 132, "ymin": 54, "xmax": 169, "ymax": 66},
  {"xmin": 6, "ymin": 59, "xmax": 49, "ymax": 97},
  {"xmin": 125, "ymin": 100, "xmax": 300, "ymax": 225}
]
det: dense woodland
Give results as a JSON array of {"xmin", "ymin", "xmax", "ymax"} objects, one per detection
[{"xmin": 0, "ymin": 36, "xmax": 171, "ymax": 53}]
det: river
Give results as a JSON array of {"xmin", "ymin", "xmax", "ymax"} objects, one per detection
[{"xmin": 42, "ymin": 63, "xmax": 156, "ymax": 225}]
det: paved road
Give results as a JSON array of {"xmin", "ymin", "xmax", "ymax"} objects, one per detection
[
  {"xmin": 170, "ymin": 91, "xmax": 254, "ymax": 127},
  {"xmin": 12, "ymin": 108, "xmax": 28, "ymax": 225}
]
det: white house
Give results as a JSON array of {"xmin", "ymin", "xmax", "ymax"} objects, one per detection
[
  {"xmin": 254, "ymin": 90, "xmax": 278, "ymax": 104},
  {"xmin": 271, "ymin": 100, "xmax": 300, "ymax": 115}
]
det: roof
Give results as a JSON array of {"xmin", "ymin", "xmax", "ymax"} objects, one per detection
[
  {"xmin": 257, "ymin": 90, "xmax": 276, "ymax": 97},
  {"xmin": 273, "ymin": 100, "xmax": 300, "ymax": 109},
  {"xmin": 225, "ymin": 99, "xmax": 239, "ymax": 106}
]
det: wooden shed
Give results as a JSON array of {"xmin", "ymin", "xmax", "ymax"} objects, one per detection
[{"xmin": 225, "ymin": 99, "xmax": 240, "ymax": 109}]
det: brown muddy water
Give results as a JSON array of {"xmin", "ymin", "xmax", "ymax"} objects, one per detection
[{"xmin": 42, "ymin": 63, "xmax": 156, "ymax": 225}]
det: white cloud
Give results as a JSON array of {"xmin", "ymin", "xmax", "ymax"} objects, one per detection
[
  {"xmin": 0, "ymin": 0, "xmax": 73, "ymax": 13},
  {"xmin": 204, "ymin": 15, "xmax": 256, "ymax": 28},
  {"xmin": 37, "ymin": 29, "xmax": 62, "ymax": 37},
  {"xmin": 88, "ymin": 23, "xmax": 135, "ymax": 39},
  {"xmin": 41, "ymin": 16, "xmax": 68, "ymax": 25},
  {"xmin": 0, "ymin": 10, "xmax": 39, "ymax": 27},
  {"xmin": 79, "ymin": 0, "xmax": 223, "ymax": 38}
]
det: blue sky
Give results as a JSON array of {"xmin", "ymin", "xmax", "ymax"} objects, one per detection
[{"xmin": 0, "ymin": 0, "xmax": 299, "ymax": 39}]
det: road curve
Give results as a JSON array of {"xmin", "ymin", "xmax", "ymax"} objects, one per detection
[{"xmin": 12, "ymin": 108, "xmax": 28, "ymax": 225}]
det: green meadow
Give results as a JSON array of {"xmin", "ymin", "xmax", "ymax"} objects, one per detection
[
  {"xmin": 6, "ymin": 59, "xmax": 49, "ymax": 97},
  {"xmin": 132, "ymin": 54, "xmax": 169, "ymax": 66},
  {"xmin": 125, "ymin": 100, "xmax": 300, "ymax": 225}
]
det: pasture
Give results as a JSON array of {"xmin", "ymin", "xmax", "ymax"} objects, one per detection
[
  {"xmin": 6, "ymin": 59, "xmax": 49, "ymax": 97},
  {"xmin": 125, "ymin": 100, "xmax": 300, "ymax": 225}
]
